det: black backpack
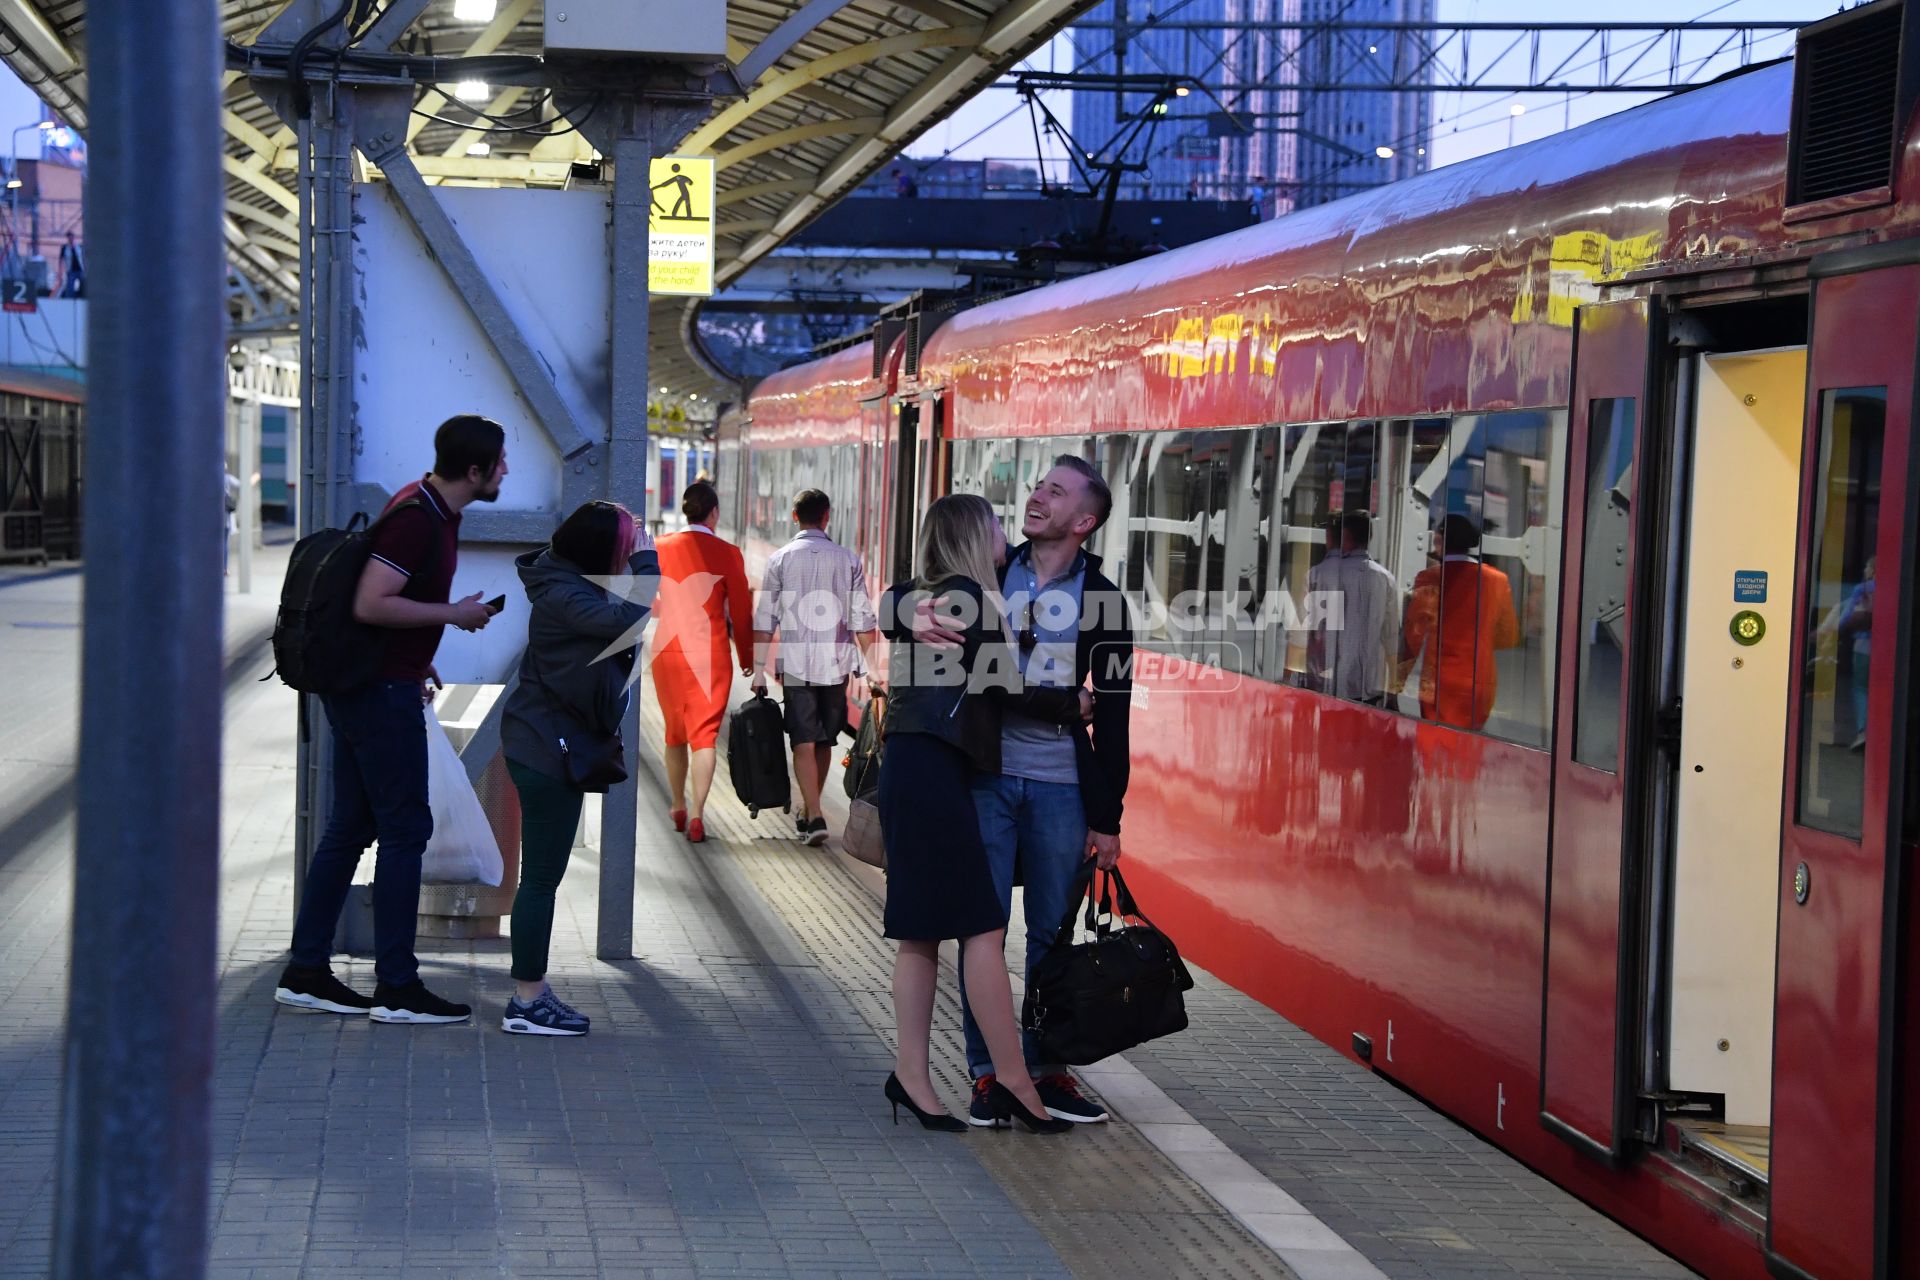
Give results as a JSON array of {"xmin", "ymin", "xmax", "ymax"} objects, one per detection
[{"xmin": 271, "ymin": 500, "xmax": 432, "ymax": 694}]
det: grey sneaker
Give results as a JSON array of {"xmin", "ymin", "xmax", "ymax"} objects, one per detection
[{"xmin": 502, "ymin": 990, "xmax": 590, "ymax": 1037}]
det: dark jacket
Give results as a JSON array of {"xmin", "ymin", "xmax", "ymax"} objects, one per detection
[
  {"xmin": 1003, "ymin": 543, "xmax": 1134, "ymax": 837},
  {"xmin": 501, "ymin": 546, "xmax": 661, "ymax": 782},
  {"xmin": 879, "ymin": 575, "xmax": 1082, "ymax": 773}
]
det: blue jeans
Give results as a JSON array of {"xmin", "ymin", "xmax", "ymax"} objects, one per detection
[
  {"xmin": 960, "ymin": 774, "xmax": 1088, "ymax": 1080},
  {"xmin": 289, "ymin": 680, "xmax": 431, "ymax": 986}
]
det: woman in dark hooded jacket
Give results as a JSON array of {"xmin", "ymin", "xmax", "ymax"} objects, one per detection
[{"xmin": 499, "ymin": 500, "xmax": 659, "ymax": 1035}]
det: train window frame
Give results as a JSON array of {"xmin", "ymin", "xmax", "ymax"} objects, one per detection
[
  {"xmin": 1570, "ymin": 398, "xmax": 1637, "ymax": 771},
  {"xmin": 1795, "ymin": 385, "xmax": 1886, "ymax": 841}
]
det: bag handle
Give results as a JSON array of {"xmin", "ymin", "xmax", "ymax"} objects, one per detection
[{"xmin": 1045, "ymin": 861, "xmax": 1100, "ymax": 952}]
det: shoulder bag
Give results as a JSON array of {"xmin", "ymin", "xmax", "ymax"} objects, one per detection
[
  {"xmin": 1022, "ymin": 864, "xmax": 1193, "ymax": 1064},
  {"xmin": 840, "ymin": 692, "xmax": 886, "ymax": 868},
  {"xmin": 558, "ymin": 730, "xmax": 627, "ymax": 793}
]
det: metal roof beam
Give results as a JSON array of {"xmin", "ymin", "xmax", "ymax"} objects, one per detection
[
  {"xmin": 684, "ymin": 25, "xmax": 983, "ymax": 153},
  {"xmin": 359, "ymin": 0, "xmax": 437, "ymax": 52},
  {"xmin": 0, "ymin": 0, "xmax": 88, "ymax": 129},
  {"xmin": 404, "ymin": 0, "xmax": 538, "ymax": 144},
  {"xmin": 437, "ymin": 85, "xmax": 530, "ymax": 167},
  {"xmin": 718, "ymin": 178, "xmax": 816, "ymax": 207},
  {"xmin": 391, "ymin": 154, "xmax": 576, "ymax": 182},
  {"xmin": 226, "ymin": 197, "xmax": 299, "ymax": 243},
  {"xmin": 979, "ymin": 0, "xmax": 1082, "ymax": 56},
  {"xmin": 737, "ymin": 0, "xmax": 872, "ymax": 85},
  {"xmin": 714, "ymin": 116, "xmax": 885, "ymax": 169},
  {"xmin": 223, "ymin": 151, "xmax": 301, "ymax": 213}
]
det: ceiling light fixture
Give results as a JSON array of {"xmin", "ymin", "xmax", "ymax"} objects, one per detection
[
  {"xmin": 452, "ymin": 0, "xmax": 498, "ymax": 20},
  {"xmin": 454, "ymin": 80, "xmax": 490, "ymax": 103}
]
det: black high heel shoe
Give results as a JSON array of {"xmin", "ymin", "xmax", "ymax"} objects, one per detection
[
  {"xmin": 884, "ymin": 1074, "xmax": 967, "ymax": 1132},
  {"xmin": 986, "ymin": 1080, "xmax": 1071, "ymax": 1134}
]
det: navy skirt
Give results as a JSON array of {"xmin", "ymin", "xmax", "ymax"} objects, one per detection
[{"xmin": 878, "ymin": 732, "xmax": 1004, "ymax": 941}]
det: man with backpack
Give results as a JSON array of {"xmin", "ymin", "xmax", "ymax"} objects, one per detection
[{"xmin": 274, "ymin": 414, "xmax": 507, "ymax": 1024}]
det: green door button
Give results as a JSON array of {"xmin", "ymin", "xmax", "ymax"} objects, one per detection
[{"xmin": 1730, "ymin": 609, "xmax": 1766, "ymax": 647}]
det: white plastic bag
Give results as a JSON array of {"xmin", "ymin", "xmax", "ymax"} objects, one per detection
[{"xmin": 422, "ymin": 713, "xmax": 504, "ymax": 886}]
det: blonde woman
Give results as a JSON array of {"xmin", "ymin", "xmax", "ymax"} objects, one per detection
[{"xmin": 875, "ymin": 494, "xmax": 1090, "ymax": 1134}]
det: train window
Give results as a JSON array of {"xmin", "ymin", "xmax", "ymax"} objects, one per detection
[
  {"xmin": 1216, "ymin": 429, "xmax": 1277, "ymax": 676},
  {"xmin": 1571, "ymin": 399, "xmax": 1637, "ymax": 770},
  {"xmin": 1394, "ymin": 411, "xmax": 1561, "ymax": 749},
  {"xmin": 977, "ymin": 438, "xmax": 1020, "ymax": 529},
  {"xmin": 1796, "ymin": 386, "xmax": 1885, "ymax": 840},
  {"xmin": 1127, "ymin": 432, "xmax": 1204, "ymax": 649},
  {"xmin": 1272, "ymin": 422, "xmax": 1344, "ymax": 680}
]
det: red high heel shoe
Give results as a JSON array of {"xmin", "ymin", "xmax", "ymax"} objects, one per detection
[
  {"xmin": 687, "ymin": 817, "xmax": 706, "ymax": 844},
  {"xmin": 670, "ymin": 807, "xmax": 687, "ymax": 832}
]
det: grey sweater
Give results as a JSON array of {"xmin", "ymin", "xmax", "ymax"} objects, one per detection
[{"xmin": 500, "ymin": 546, "xmax": 661, "ymax": 783}]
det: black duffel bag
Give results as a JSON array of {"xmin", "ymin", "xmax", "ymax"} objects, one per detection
[{"xmin": 1022, "ymin": 864, "xmax": 1194, "ymax": 1065}]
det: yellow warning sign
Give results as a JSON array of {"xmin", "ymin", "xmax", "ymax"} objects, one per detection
[{"xmin": 648, "ymin": 155, "xmax": 715, "ymax": 296}]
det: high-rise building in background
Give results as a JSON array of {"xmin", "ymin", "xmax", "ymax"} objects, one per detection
[{"xmin": 1070, "ymin": 0, "xmax": 1434, "ymax": 214}]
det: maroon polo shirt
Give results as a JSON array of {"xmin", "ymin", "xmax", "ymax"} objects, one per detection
[{"xmin": 367, "ymin": 477, "xmax": 461, "ymax": 682}]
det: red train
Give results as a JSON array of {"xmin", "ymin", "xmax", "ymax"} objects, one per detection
[{"xmin": 714, "ymin": 6, "xmax": 1920, "ymax": 1276}]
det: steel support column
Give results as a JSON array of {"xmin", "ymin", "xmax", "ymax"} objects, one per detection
[
  {"xmin": 593, "ymin": 98, "xmax": 707, "ymax": 959},
  {"xmin": 599, "ymin": 123, "xmax": 654, "ymax": 960},
  {"xmin": 52, "ymin": 1, "xmax": 224, "ymax": 1276}
]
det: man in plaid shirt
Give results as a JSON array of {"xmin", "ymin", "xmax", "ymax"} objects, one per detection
[{"xmin": 751, "ymin": 488, "xmax": 881, "ymax": 845}]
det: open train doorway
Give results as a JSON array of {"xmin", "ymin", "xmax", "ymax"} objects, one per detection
[{"xmin": 1657, "ymin": 339, "xmax": 1806, "ymax": 1194}]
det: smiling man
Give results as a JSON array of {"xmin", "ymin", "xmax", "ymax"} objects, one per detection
[{"xmin": 922, "ymin": 454, "xmax": 1136, "ymax": 1126}]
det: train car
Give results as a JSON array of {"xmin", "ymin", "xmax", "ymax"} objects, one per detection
[
  {"xmin": 737, "ymin": 7, "xmax": 1920, "ymax": 1275},
  {"xmin": 0, "ymin": 368, "xmax": 83, "ymax": 564}
]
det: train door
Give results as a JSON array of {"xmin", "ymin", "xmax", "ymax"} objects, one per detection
[
  {"xmin": 1541, "ymin": 297, "xmax": 1653, "ymax": 1161},
  {"xmin": 1767, "ymin": 263, "xmax": 1918, "ymax": 1280},
  {"xmin": 1659, "ymin": 345, "xmax": 1805, "ymax": 1190},
  {"xmin": 888, "ymin": 399, "xmax": 921, "ymax": 582}
]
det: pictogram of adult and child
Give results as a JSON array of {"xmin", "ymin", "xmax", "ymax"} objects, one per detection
[{"xmin": 651, "ymin": 163, "xmax": 702, "ymax": 223}]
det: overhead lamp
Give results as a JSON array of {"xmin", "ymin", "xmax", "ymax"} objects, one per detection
[
  {"xmin": 5, "ymin": 179, "xmax": 19, "ymax": 190},
  {"xmin": 454, "ymin": 79, "xmax": 490, "ymax": 103},
  {"xmin": 1416, "ymin": 146, "xmax": 1426, "ymax": 156},
  {"xmin": 1368, "ymin": 44, "xmax": 1378, "ymax": 53},
  {"xmin": 1174, "ymin": 85, "xmax": 1190, "ymax": 97},
  {"xmin": 1374, "ymin": 145, "xmax": 1394, "ymax": 159},
  {"xmin": 452, "ymin": 0, "xmax": 498, "ymax": 19},
  {"xmin": 466, "ymin": 141, "xmax": 491, "ymax": 157},
  {"xmin": 34, "ymin": 120, "xmax": 52, "ymax": 131},
  {"xmin": 1510, "ymin": 103, "xmax": 1527, "ymax": 117}
]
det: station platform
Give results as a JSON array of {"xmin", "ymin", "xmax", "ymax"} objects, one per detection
[{"xmin": 0, "ymin": 554, "xmax": 1697, "ymax": 1280}]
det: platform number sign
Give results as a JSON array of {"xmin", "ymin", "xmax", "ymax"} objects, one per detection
[
  {"xmin": 647, "ymin": 154, "xmax": 715, "ymax": 297},
  {"xmin": 2, "ymin": 275, "xmax": 35, "ymax": 314}
]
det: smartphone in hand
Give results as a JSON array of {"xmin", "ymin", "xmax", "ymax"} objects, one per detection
[{"xmin": 485, "ymin": 595, "xmax": 507, "ymax": 615}]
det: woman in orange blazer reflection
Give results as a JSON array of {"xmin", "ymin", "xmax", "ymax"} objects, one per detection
[
  {"xmin": 1400, "ymin": 513, "xmax": 1520, "ymax": 731},
  {"xmin": 650, "ymin": 481, "xmax": 754, "ymax": 843}
]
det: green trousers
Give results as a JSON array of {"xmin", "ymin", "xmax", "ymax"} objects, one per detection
[{"xmin": 506, "ymin": 760, "xmax": 584, "ymax": 982}]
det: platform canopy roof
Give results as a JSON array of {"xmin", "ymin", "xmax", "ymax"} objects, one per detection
[{"xmin": 0, "ymin": 0, "xmax": 1089, "ymax": 401}]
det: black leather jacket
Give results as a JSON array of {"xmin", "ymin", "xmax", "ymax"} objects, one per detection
[{"xmin": 879, "ymin": 575, "xmax": 1082, "ymax": 773}]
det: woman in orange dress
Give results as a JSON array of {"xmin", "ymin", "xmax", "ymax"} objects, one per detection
[{"xmin": 650, "ymin": 481, "xmax": 754, "ymax": 843}]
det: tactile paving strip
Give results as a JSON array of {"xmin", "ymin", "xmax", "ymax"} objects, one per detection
[{"xmin": 640, "ymin": 692, "xmax": 1295, "ymax": 1280}]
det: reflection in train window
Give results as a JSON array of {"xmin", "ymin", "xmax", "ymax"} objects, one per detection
[
  {"xmin": 1572, "ymin": 399, "xmax": 1637, "ymax": 771},
  {"xmin": 1394, "ymin": 411, "xmax": 1561, "ymax": 749},
  {"xmin": 1798, "ymin": 386, "xmax": 1885, "ymax": 840}
]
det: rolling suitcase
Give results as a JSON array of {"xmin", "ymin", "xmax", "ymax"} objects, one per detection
[{"xmin": 728, "ymin": 691, "xmax": 791, "ymax": 817}]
